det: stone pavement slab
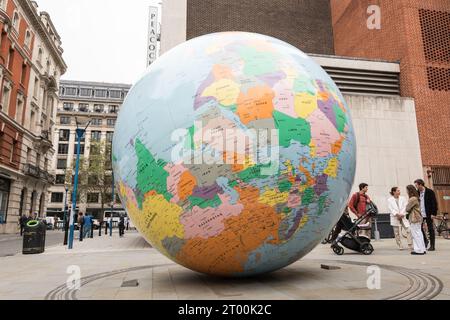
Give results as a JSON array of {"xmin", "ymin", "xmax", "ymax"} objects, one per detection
[{"xmin": 0, "ymin": 230, "xmax": 449, "ymax": 300}]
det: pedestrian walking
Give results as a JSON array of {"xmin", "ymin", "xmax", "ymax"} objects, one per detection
[
  {"xmin": 77, "ymin": 212, "xmax": 85, "ymax": 241},
  {"xmin": 414, "ymin": 179, "xmax": 438, "ymax": 251},
  {"xmin": 406, "ymin": 185, "xmax": 426, "ymax": 255},
  {"xmin": 118, "ymin": 216, "xmax": 125, "ymax": 237},
  {"xmin": 348, "ymin": 183, "xmax": 374, "ymax": 239},
  {"xmin": 387, "ymin": 187, "xmax": 412, "ymax": 250},
  {"xmin": 83, "ymin": 214, "xmax": 92, "ymax": 239},
  {"xmin": 54, "ymin": 216, "xmax": 59, "ymax": 230},
  {"xmin": 19, "ymin": 214, "xmax": 27, "ymax": 236}
]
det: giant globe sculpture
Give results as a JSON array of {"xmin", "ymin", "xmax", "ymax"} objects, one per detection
[{"xmin": 112, "ymin": 32, "xmax": 356, "ymax": 277}]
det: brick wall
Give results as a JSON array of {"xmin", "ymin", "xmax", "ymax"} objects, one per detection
[
  {"xmin": 331, "ymin": 0, "xmax": 450, "ymax": 168},
  {"xmin": 186, "ymin": 0, "xmax": 335, "ymax": 54}
]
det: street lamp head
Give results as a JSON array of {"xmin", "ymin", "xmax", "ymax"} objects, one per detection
[{"xmin": 75, "ymin": 116, "xmax": 92, "ymax": 130}]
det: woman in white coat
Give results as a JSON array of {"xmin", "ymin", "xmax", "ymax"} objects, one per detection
[{"xmin": 387, "ymin": 187, "xmax": 412, "ymax": 250}]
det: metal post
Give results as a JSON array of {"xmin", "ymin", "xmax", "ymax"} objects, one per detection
[
  {"xmin": 63, "ymin": 186, "xmax": 69, "ymax": 245},
  {"xmin": 68, "ymin": 128, "xmax": 86, "ymax": 249},
  {"xmin": 110, "ymin": 173, "xmax": 114, "ymax": 237},
  {"xmin": 374, "ymin": 218, "xmax": 381, "ymax": 241}
]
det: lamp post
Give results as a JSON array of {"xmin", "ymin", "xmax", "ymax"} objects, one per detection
[
  {"xmin": 63, "ymin": 185, "xmax": 69, "ymax": 245},
  {"xmin": 68, "ymin": 117, "xmax": 91, "ymax": 249},
  {"xmin": 110, "ymin": 141, "xmax": 114, "ymax": 237}
]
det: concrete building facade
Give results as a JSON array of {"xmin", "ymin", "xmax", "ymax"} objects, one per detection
[
  {"xmin": 0, "ymin": 0, "xmax": 66, "ymax": 233},
  {"xmin": 330, "ymin": 0, "xmax": 450, "ymax": 213},
  {"xmin": 48, "ymin": 80, "xmax": 130, "ymax": 220},
  {"xmin": 158, "ymin": 1, "xmax": 425, "ymax": 214}
]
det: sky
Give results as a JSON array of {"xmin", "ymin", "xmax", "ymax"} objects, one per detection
[{"xmin": 37, "ymin": 0, "xmax": 161, "ymax": 85}]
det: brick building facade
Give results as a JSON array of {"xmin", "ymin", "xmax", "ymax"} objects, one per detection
[
  {"xmin": 0, "ymin": 0, "xmax": 66, "ymax": 233},
  {"xmin": 186, "ymin": 0, "xmax": 335, "ymax": 55},
  {"xmin": 330, "ymin": 0, "xmax": 450, "ymax": 213}
]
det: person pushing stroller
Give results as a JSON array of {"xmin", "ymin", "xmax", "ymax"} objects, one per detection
[{"xmin": 330, "ymin": 183, "xmax": 378, "ymax": 255}]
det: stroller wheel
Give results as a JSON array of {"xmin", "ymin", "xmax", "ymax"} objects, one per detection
[
  {"xmin": 332, "ymin": 245, "xmax": 344, "ymax": 255},
  {"xmin": 361, "ymin": 243, "xmax": 374, "ymax": 255}
]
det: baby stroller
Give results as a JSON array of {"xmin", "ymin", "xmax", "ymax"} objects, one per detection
[{"xmin": 331, "ymin": 205, "xmax": 378, "ymax": 255}]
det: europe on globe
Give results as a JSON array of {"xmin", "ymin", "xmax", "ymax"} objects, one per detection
[{"xmin": 112, "ymin": 32, "xmax": 356, "ymax": 277}]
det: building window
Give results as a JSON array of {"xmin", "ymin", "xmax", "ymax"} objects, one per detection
[
  {"xmin": 108, "ymin": 105, "xmax": 119, "ymax": 113},
  {"xmin": 78, "ymin": 103, "xmax": 89, "ymax": 112},
  {"xmin": 109, "ymin": 90, "xmax": 122, "ymax": 99},
  {"xmin": 33, "ymin": 77, "xmax": 39, "ymax": 98},
  {"xmin": 21, "ymin": 63, "xmax": 27, "ymax": 84},
  {"xmin": 1, "ymin": 83, "xmax": 11, "ymax": 114},
  {"xmin": 65, "ymin": 87, "xmax": 77, "ymax": 96},
  {"xmin": 79, "ymin": 88, "xmax": 92, "ymax": 97},
  {"xmin": 63, "ymin": 102, "xmax": 74, "ymax": 111},
  {"xmin": 73, "ymin": 142, "xmax": 84, "ymax": 157},
  {"xmin": 91, "ymin": 131, "xmax": 101, "ymax": 141},
  {"xmin": 51, "ymin": 192, "xmax": 64, "ymax": 203},
  {"xmin": 94, "ymin": 89, "xmax": 107, "ymax": 98},
  {"xmin": 16, "ymin": 96, "xmax": 24, "ymax": 124},
  {"xmin": 93, "ymin": 104, "xmax": 104, "ymax": 113},
  {"xmin": 59, "ymin": 129, "xmax": 70, "ymax": 141},
  {"xmin": 55, "ymin": 175, "xmax": 65, "ymax": 185},
  {"xmin": 0, "ymin": 178, "xmax": 10, "ymax": 224},
  {"xmin": 30, "ymin": 111, "xmax": 36, "ymax": 132},
  {"xmin": 12, "ymin": 11, "xmax": 19, "ymax": 31},
  {"xmin": 107, "ymin": 119, "xmax": 115, "ymax": 127},
  {"xmin": 10, "ymin": 141, "xmax": 16, "ymax": 163},
  {"xmin": 37, "ymin": 48, "xmax": 43, "ymax": 64},
  {"xmin": 60, "ymin": 116, "xmax": 71, "ymax": 125},
  {"xmin": 25, "ymin": 30, "xmax": 31, "ymax": 48},
  {"xmin": 7, "ymin": 48, "xmax": 14, "ymax": 71},
  {"xmin": 92, "ymin": 118, "xmax": 102, "ymax": 126},
  {"xmin": 58, "ymin": 144, "xmax": 69, "ymax": 155},
  {"xmin": 57, "ymin": 158, "xmax": 67, "ymax": 169},
  {"xmin": 36, "ymin": 153, "xmax": 40, "ymax": 168},
  {"xmin": 87, "ymin": 193, "xmax": 99, "ymax": 203},
  {"xmin": 106, "ymin": 132, "xmax": 114, "ymax": 142}
]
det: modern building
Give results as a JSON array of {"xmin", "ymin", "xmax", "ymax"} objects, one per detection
[
  {"xmin": 48, "ymin": 80, "xmax": 131, "ymax": 220},
  {"xmin": 330, "ymin": 0, "xmax": 450, "ymax": 213},
  {"xmin": 158, "ymin": 0, "xmax": 425, "ymax": 216},
  {"xmin": 161, "ymin": 0, "xmax": 335, "ymax": 55},
  {"xmin": 0, "ymin": 0, "xmax": 66, "ymax": 233}
]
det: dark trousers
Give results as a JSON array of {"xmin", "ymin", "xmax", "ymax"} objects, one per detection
[
  {"xmin": 20, "ymin": 225, "xmax": 24, "ymax": 236},
  {"xmin": 119, "ymin": 225, "xmax": 125, "ymax": 237},
  {"xmin": 79, "ymin": 225, "xmax": 84, "ymax": 241},
  {"xmin": 422, "ymin": 216, "xmax": 435, "ymax": 248}
]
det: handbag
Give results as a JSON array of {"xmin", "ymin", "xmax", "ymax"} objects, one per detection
[
  {"xmin": 366, "ymin": 201, "xmax": 378, "ymax": 216},
  {"xmin": 410, "ymin": 206, "xmax": 423, "ymax": 224}
]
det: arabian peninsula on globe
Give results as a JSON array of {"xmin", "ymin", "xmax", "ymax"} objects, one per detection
[{"xmin": 112, "ymin": 32, "xmax": 356, "ymax": 277}]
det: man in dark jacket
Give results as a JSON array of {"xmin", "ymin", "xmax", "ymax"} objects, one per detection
[
  {"xmin": 414, "ymin": 179, "xmax": 438, "ymax": 251},
  {"xmin": 19, "ymin": 214, "xmax": 27, "ymax": 236}
]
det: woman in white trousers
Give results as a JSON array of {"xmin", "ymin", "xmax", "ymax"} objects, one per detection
[
  {"xmin": 405, "ymin": 185, "xmax": 427, "ymax": 255},
  {"xmin": 387, "ymin": 187, "xmax": 412, "ymax": 250}
]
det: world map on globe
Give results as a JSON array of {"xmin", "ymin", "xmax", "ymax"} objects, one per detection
[{"xmin": 112, "ymin": 32, "xmax": 356, "ymax": 277}]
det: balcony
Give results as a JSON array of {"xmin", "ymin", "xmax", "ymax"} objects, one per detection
[
  {"xmin": 24, "ymin": 164, "xmax": 40, "ymax": 178},
  {"xmin": 23, "ymin": 164, "xmax": 55, "ymax": 184}
]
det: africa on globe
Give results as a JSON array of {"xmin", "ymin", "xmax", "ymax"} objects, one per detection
[{"xmin": 112, "ymin": 32, "xmax": 356, "ymax": 277}]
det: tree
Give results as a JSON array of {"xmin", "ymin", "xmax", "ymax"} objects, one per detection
[{"xmin": 65, "ymin": 140, "xmax": 114, "ymax": 220}]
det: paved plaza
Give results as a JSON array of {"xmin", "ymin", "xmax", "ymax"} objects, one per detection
[{"xmin": 0, "ymin": 230, "xmax": 449, "ymax": 300}]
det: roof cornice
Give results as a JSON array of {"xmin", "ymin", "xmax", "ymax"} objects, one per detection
[{"xmin": 17, "ymin": 0, "xmax": 67, "ymax": 73}]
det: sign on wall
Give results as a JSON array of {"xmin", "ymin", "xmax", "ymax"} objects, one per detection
[{"xmin": 147, "ymin": 6, "xmax": 159, "ymax": 66}]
